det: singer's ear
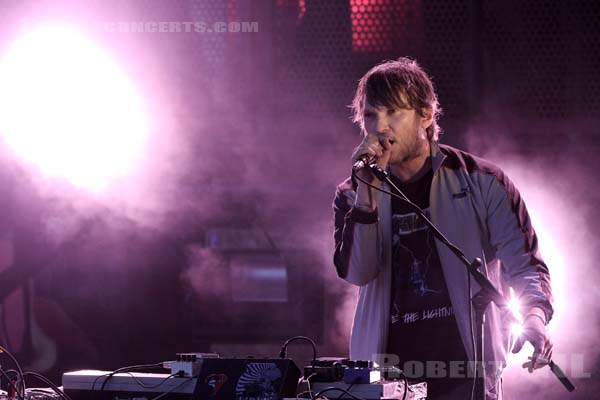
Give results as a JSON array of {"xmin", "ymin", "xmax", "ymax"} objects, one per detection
[{"xmin": 420, "ymin": 107, "xmax": 433, "ymax": 129}]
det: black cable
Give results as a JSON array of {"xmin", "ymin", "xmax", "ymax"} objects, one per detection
[
  {"xmin": 469, "ymin": 273, "xmax": 477, "ymax": 400},
  {"xmin": 312, "ymin": 387, "xmax": 365, "ymax": 400},
  {"xmin": 95, "ymin": 362, "xmax": 164, "ymax": 392},
  {"xmin": 296, "ymin": 372, "xmax": 317, "ymax": 400},
  {"xmin": 296, "ymin": 390, "xmax": 313, "ymax": 399},
  {"xmin": 352, "ymin": 172, "xmax": 475, "ymax": 267},
  {"xmin": 23, "ymin": 371, "xmax": 71, "ymax": 400},
  {"xmin": 279, "ymin": 336, "xmax": 317, "ymax": 364},
  {"xmin": 401, "ymin": 374, "xmax": 408, "ymax": 400},
  {"xmin": 296, "ymin": 378, "xmax": 354, "ymax": 400},
  {"xmin": 123, "ymin": 372, "xmax": 180, "ymax": 389},
  {"xmin": 0, "ymin": 345, "xmax": 25, "ymax": 399},
  {"xmin": 0, "ymin": 303, "xmax": 13, "ymax": 352},
  {"xmin": 0, "ymin": 367, "xmax": 24, "ymax": 400},
  {"xmin": 91, "ymin": 372, "xmax": 110, "ymax": 391},
  {"xmin": 98, "ymin": 362, "xmax": 164, "ymax": 391},
  {"xmin": 147, "ymin": 377, "xmax": 195, "ymax": 400},
  {"xmin": 346, "ymin": 383, "xmax": 355, "ymax": 397}
]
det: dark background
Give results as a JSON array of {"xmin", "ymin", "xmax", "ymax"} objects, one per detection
[{"xmin": 0, "ymin": 1, "xmax": 598, "ymax": 398}]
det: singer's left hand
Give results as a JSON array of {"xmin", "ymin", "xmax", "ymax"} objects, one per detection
[{"xmin": 512, "ymin": 308, "xmax": 553, "ymax": 372}]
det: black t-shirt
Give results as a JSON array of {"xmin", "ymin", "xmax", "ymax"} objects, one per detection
[{"xmin": 386, "ymin": 169, "xmax": 467, "ymax": 391}]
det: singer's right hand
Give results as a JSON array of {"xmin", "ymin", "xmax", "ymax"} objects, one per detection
[
  {"xmin": 351, "ymin": 134, "xmax": 392, "ymax": 183},
  {"xmin": 351, "ymin": 134, "xmax": 391, "ymax": 211}
]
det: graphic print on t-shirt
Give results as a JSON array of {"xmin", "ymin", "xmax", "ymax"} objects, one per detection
[
  {"xmin": 386, "ymin": 169, "xmax": 467, "ymax": 371},
  {"xmin": 395, "ymin": 209, "xmax": 441, "ymax": 295},
  {"xmin": 390, "ymin": 208, "xmax": 449, "ymax": 324}
]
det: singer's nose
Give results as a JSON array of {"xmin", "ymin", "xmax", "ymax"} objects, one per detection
[{"xmin": 375, "ymin": 116, "xmax": 390, "ymax": 135}]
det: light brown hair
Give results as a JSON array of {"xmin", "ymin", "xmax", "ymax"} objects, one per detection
[{"xmin": 351, "ymin": 57, "xmax": 442, "ymax": 141}]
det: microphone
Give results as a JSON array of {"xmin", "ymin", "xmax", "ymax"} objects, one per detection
[
  {"xmin": 352, "ymin": 154, "xmax": 376, "ymax": 171},
  {"xmin": 352, "ymin": 137, "xmax": 391, "ymax": 171}
]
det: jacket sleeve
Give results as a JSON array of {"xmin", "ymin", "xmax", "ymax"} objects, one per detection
[
  {"xmin": 482, "ymin": 171, "xmax": 554, "ymax": 322},
  {"xmin": 332, "ymin": 178, "xmax": 382, "ymax": 286}
]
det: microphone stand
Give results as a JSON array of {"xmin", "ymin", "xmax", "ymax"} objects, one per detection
[{"xmin": 360, "ymin": 164, "xmax": 575, "ymax": 399}]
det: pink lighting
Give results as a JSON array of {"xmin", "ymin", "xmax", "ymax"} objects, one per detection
[
  {"xmin": 0, "ymin": 23, "xmax": 149, "ymax": 193},
  {"xmin": 491, "ymin": 164, "xmax": 569, "ymax": 376}
]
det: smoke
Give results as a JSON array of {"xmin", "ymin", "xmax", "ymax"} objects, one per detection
[
  {"xmin": 0, "ymin": 3, "xmax": 364, "ymax": 372},
  {"xmin": 182, "ymin": 246, "xmax": 229, "ymax": 300},
  {"xmin": 463, "ymin": 118, "xmax": 600, "ymax": 398}
]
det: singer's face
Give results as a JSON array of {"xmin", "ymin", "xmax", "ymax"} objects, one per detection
[{"xmin": 362, "ymin": 98, "xmax": 430, "ymax": 165}]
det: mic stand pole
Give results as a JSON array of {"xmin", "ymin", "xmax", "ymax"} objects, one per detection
[{"xmin": 364, "ymin": 164, "xmax": 575, "ymax": 399}]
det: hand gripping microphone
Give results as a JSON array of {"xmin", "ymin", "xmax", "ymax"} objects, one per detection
[
  {"xmin": 352, "ymin": 154, "xmax": 377, "ymax": 171},
  {"xmin": 352, "ymin": 137, "xmax": 391, "ymax": 171}
]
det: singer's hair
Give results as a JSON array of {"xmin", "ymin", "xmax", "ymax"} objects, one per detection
[{"xmin": 351, "ymin": 57, "xmax": 442, "ymax": 142}]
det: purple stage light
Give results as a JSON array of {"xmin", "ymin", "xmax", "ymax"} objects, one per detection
[{"xmin": 0, "ymin": 23, "xmax": 149, "ymax": 193}]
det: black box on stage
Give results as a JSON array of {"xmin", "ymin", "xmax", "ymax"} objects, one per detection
[
  {"xmin": 195, "ymin": 358, "xmax": 300, "ymax": 399},
  {"xmin": 63, "ymin": 357, "xmax": 300, "ymax": 400}
]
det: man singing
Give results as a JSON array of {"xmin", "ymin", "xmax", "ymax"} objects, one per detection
[{"xmin": 333, "ymin": 58, "xmax": 553, "ymax": 399}]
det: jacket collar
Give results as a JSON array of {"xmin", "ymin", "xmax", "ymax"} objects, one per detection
[{"xmin": 430, "ymin": 140, "xmax": 447, "ymax": 174}]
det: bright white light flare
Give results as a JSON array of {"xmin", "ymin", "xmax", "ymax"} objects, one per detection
[
  {"xmin": 510, "ymin": 323, "xmax": 523, "ymax": 339},
  {"xmin": 508, "ymin": 287, "xmax": 523, "ymax": 323},
  {"xmin": 507, "ymin": 287, "xmax": 524, "ymax": 353},
  {"xmin": 0, "ymin": 24, "xmax": 148, "ymax": 192}
]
